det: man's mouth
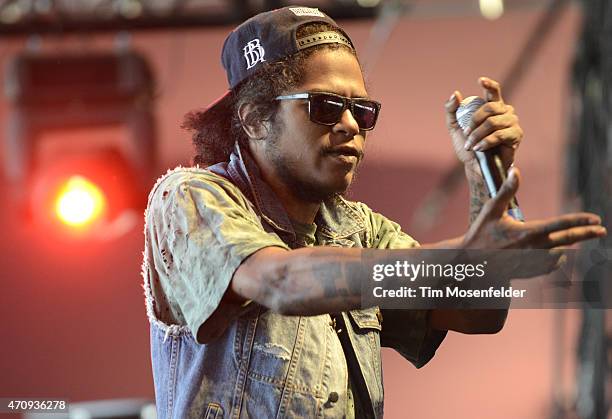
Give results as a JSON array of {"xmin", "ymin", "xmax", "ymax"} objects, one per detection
[
  {"xmin": 326, "ymin": 146, "xmax": 362, "ymax": 164},
  {"xmin": 329, "ymin": 153, "xmax": 358, "ymax": 165}
]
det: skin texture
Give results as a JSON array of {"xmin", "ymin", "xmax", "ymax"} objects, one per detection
[
  {"xmin": 198, "ymin": 49, "xmax": 608, "ymax": 341},
  {"xmin": 244, "ymin": 49, "xmax": 366, "ymax": 224}
]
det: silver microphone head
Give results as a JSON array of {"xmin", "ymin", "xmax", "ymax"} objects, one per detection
[{"xmin": 456, "ymin": 96, "xmax": 486, "ymax": 132}]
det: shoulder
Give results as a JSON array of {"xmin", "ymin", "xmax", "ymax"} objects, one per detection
[
  {"xmin": 151, "ymin": 165, "xmax": 237, "ymax": 196},
  {"xmin": 148, "ymin": 165, "xmax": 252, "ymax": 209}
]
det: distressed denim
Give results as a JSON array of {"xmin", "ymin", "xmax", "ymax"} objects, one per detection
[{"xmin": 142, "ymin": 143, "xmax": 446, "ymax": 418}]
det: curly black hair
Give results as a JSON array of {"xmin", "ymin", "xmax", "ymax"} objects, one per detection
[{"xmin": 182, "ymin": 22, "xmax": 358, "ymax": 167}]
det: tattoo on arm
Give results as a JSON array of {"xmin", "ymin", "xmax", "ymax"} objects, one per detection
[
  {"xmin": 317, "ymin": 262, "xmax": 346, "ymax": 298},
  {"xmin": 258, "ymin": 250, "xmax": 364, "ymax": 315},
  {"xmin": 466, "ymin": 164, "xmax": 489, "ymax": 224},
  {"xmin": 317, "ymin": 260, "xmax": 363, "ymax": 298}
]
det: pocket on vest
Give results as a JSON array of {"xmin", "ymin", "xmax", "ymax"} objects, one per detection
[
  {"xmin": 203, "ymin": 402, "xmax": 223, "ymax": 419},
  {"xmin": 348, "ymin": 307, "xmax": 382, "ymax": 332}
]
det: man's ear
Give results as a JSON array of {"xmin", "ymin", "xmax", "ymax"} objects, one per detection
[{"xmin": 238, "ymin": 102, "xmax": 269, "ymax": 140}]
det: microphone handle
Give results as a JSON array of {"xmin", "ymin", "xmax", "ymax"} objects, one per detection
[{"xmin": 474, "ymin": 148, "xmax": 524, "ymax": 221}]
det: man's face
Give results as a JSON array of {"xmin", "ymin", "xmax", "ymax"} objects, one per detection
[{"xmin": 262, "ymin": 48, "xmax": 369, "ymax": 203}]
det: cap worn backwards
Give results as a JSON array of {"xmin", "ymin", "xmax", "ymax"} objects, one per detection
[{"xmin": 221, "ymin": 6, "xmax": 355, "ymax": 89}]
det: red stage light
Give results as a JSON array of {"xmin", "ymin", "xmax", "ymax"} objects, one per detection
[
  {"xmin": 28, "ymin": 150, "xmax": 142, "ymax": 238},
  {"xmin": 54, "ymin": 175, "xmax": 107, "ymax": 228},
  {"xmin": 4, "ymin": 51, "xmax": 156, "ymax": 240}
]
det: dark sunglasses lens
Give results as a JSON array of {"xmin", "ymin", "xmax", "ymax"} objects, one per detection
[
  {"xmin": 353, "ymin": 101, "xmax": 379, "ymax": 130},
  {"xmin": 310, "ymin": 94, "xmax": 345, "ymax": 125}
]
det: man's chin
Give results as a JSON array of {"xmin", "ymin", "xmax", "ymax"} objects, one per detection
[
  {"xmin": 316, "ymin": 178, "xmax": 353, "ymax": 202},
  {"xmin": 293, "ymin": 179, "xmax": 349, "ymax": 203},
  {"xmin": 277, "ymin": 165, "xmax": 356, "ymax": 203}
]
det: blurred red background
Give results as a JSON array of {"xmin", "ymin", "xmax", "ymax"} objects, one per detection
[{"xmin": 0, "ymin": 4, "xmax": 588, "ymax": 418}]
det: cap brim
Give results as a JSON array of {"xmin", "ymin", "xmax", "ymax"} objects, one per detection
[
  {"xmin": 181, "ymin": 89, "xmax": 233, "ymax": 134},
  {"xmin": 202, "ymin": 90, "xmax": 232, "ymax": 116}
]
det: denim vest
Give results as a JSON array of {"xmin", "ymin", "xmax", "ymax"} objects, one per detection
[{"xmin": 143, "ymin": 144, "xmax": 445, "ymax": 419}]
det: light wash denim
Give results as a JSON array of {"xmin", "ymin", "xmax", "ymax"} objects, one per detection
[{"xmin": 142, "ymin": 143, "xmax": 446, "ymax": 418}]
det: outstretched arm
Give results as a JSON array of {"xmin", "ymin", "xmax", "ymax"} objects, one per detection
[{"xmin": 230, "ymin": 169, "xmax": 606, "ymax": 334}]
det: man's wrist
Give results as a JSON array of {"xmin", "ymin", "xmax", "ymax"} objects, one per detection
[
  {"xmin": 464, "ymin": 160, "xmax": 488, "ymax": 224},
  {"xmin": 464, "ymin": 159, "xmax": 483, "ymax": 183}
]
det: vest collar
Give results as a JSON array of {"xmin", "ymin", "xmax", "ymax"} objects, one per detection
[{"xmin": 224, "ymin": 142, "xmax": 366, "ymax": 240}]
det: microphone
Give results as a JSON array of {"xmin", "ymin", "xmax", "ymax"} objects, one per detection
[{"xmin": 455, "ymin": 96, "xmax": 524, "ymax": 221}]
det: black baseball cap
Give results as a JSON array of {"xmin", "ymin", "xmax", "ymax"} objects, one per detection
[{"xmin": 201, "ymin": 6, "xmax": 355, "ymax": 117}]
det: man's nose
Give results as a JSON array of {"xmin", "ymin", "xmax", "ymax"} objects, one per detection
[{"xmin": 332, "ymin": 109, "xmax": 360, "ymax": 137}]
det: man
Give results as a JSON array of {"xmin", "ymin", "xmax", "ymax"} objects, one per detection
[{"xmin": 142, "ymin": 6, "xmax": 606, "ymax": 418}]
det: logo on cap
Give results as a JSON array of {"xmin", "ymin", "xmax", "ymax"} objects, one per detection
[
  {"xmin": 244, "ymin": 39, "xmax": 265, "ymax": 69},
  {"xmin": 289, "ymin": 7, "xmax": 325, "ymax": 17}
]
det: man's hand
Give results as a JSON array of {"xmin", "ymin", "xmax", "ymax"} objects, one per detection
[
  {"xmin": 463, "ymin": 167, "xmax": 606, "ymax": 250},
  {"xmin": 430, "ymin": 166, "xmax": 606, "ymax": 334},
  {"xmin": 446, "ymin": 77, "xmax": 523, "ymax": 223},
  {"xmin": 445, "ymin": 77, "xmax": 522, "ymax": 170}
]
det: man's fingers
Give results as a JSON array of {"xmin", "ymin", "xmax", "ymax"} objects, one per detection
[
  {"xmin": 518, "ymin": 213, "xmax": 606, "ymax": 248},
  {"xmin": 445, "ymin": 91, "xmax": 460, "ymax": 112},
  {"xmin": 472, "ymin": 127, "xmax": 522, "ymax": 152},
  {"xmin": 509, "ymin": 249, "xmax": 566, "ymax": 278},
  {"xmin": 542, "ymin": 249, "xmax": 567, "ymax": 274},
  {"xmin": 547, "ymin": 225, "xmax": 607, "ymax": 247},
  {"xmin": 445, "ymin": 91, "xmax": 463, "ymax": 127},
  {"xmin": 465, "ymin": 114, "xmax": 517, "ymax": 149},
  {"xmin": 480, "ymin": 77, "xmax": 503, "ymax": 103},
  {"xmin": 537, "ymin": 250, "xmax": 567, "ymax": 275},
  {"xmin": 466, "ymin": 102, "xmax": 508, "ymax": 132},
  {"xmin": 528, "ymin": 213, "xmax": 602, "ymax": 236},
  {"xmin": 489, "ymin": 167, "xmax": 520, "ymax": 218}
]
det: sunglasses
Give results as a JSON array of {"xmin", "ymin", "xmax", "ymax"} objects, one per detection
[{"xmin": 275, "ymin": 92, "xmax": 381, "ymax": 131}]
